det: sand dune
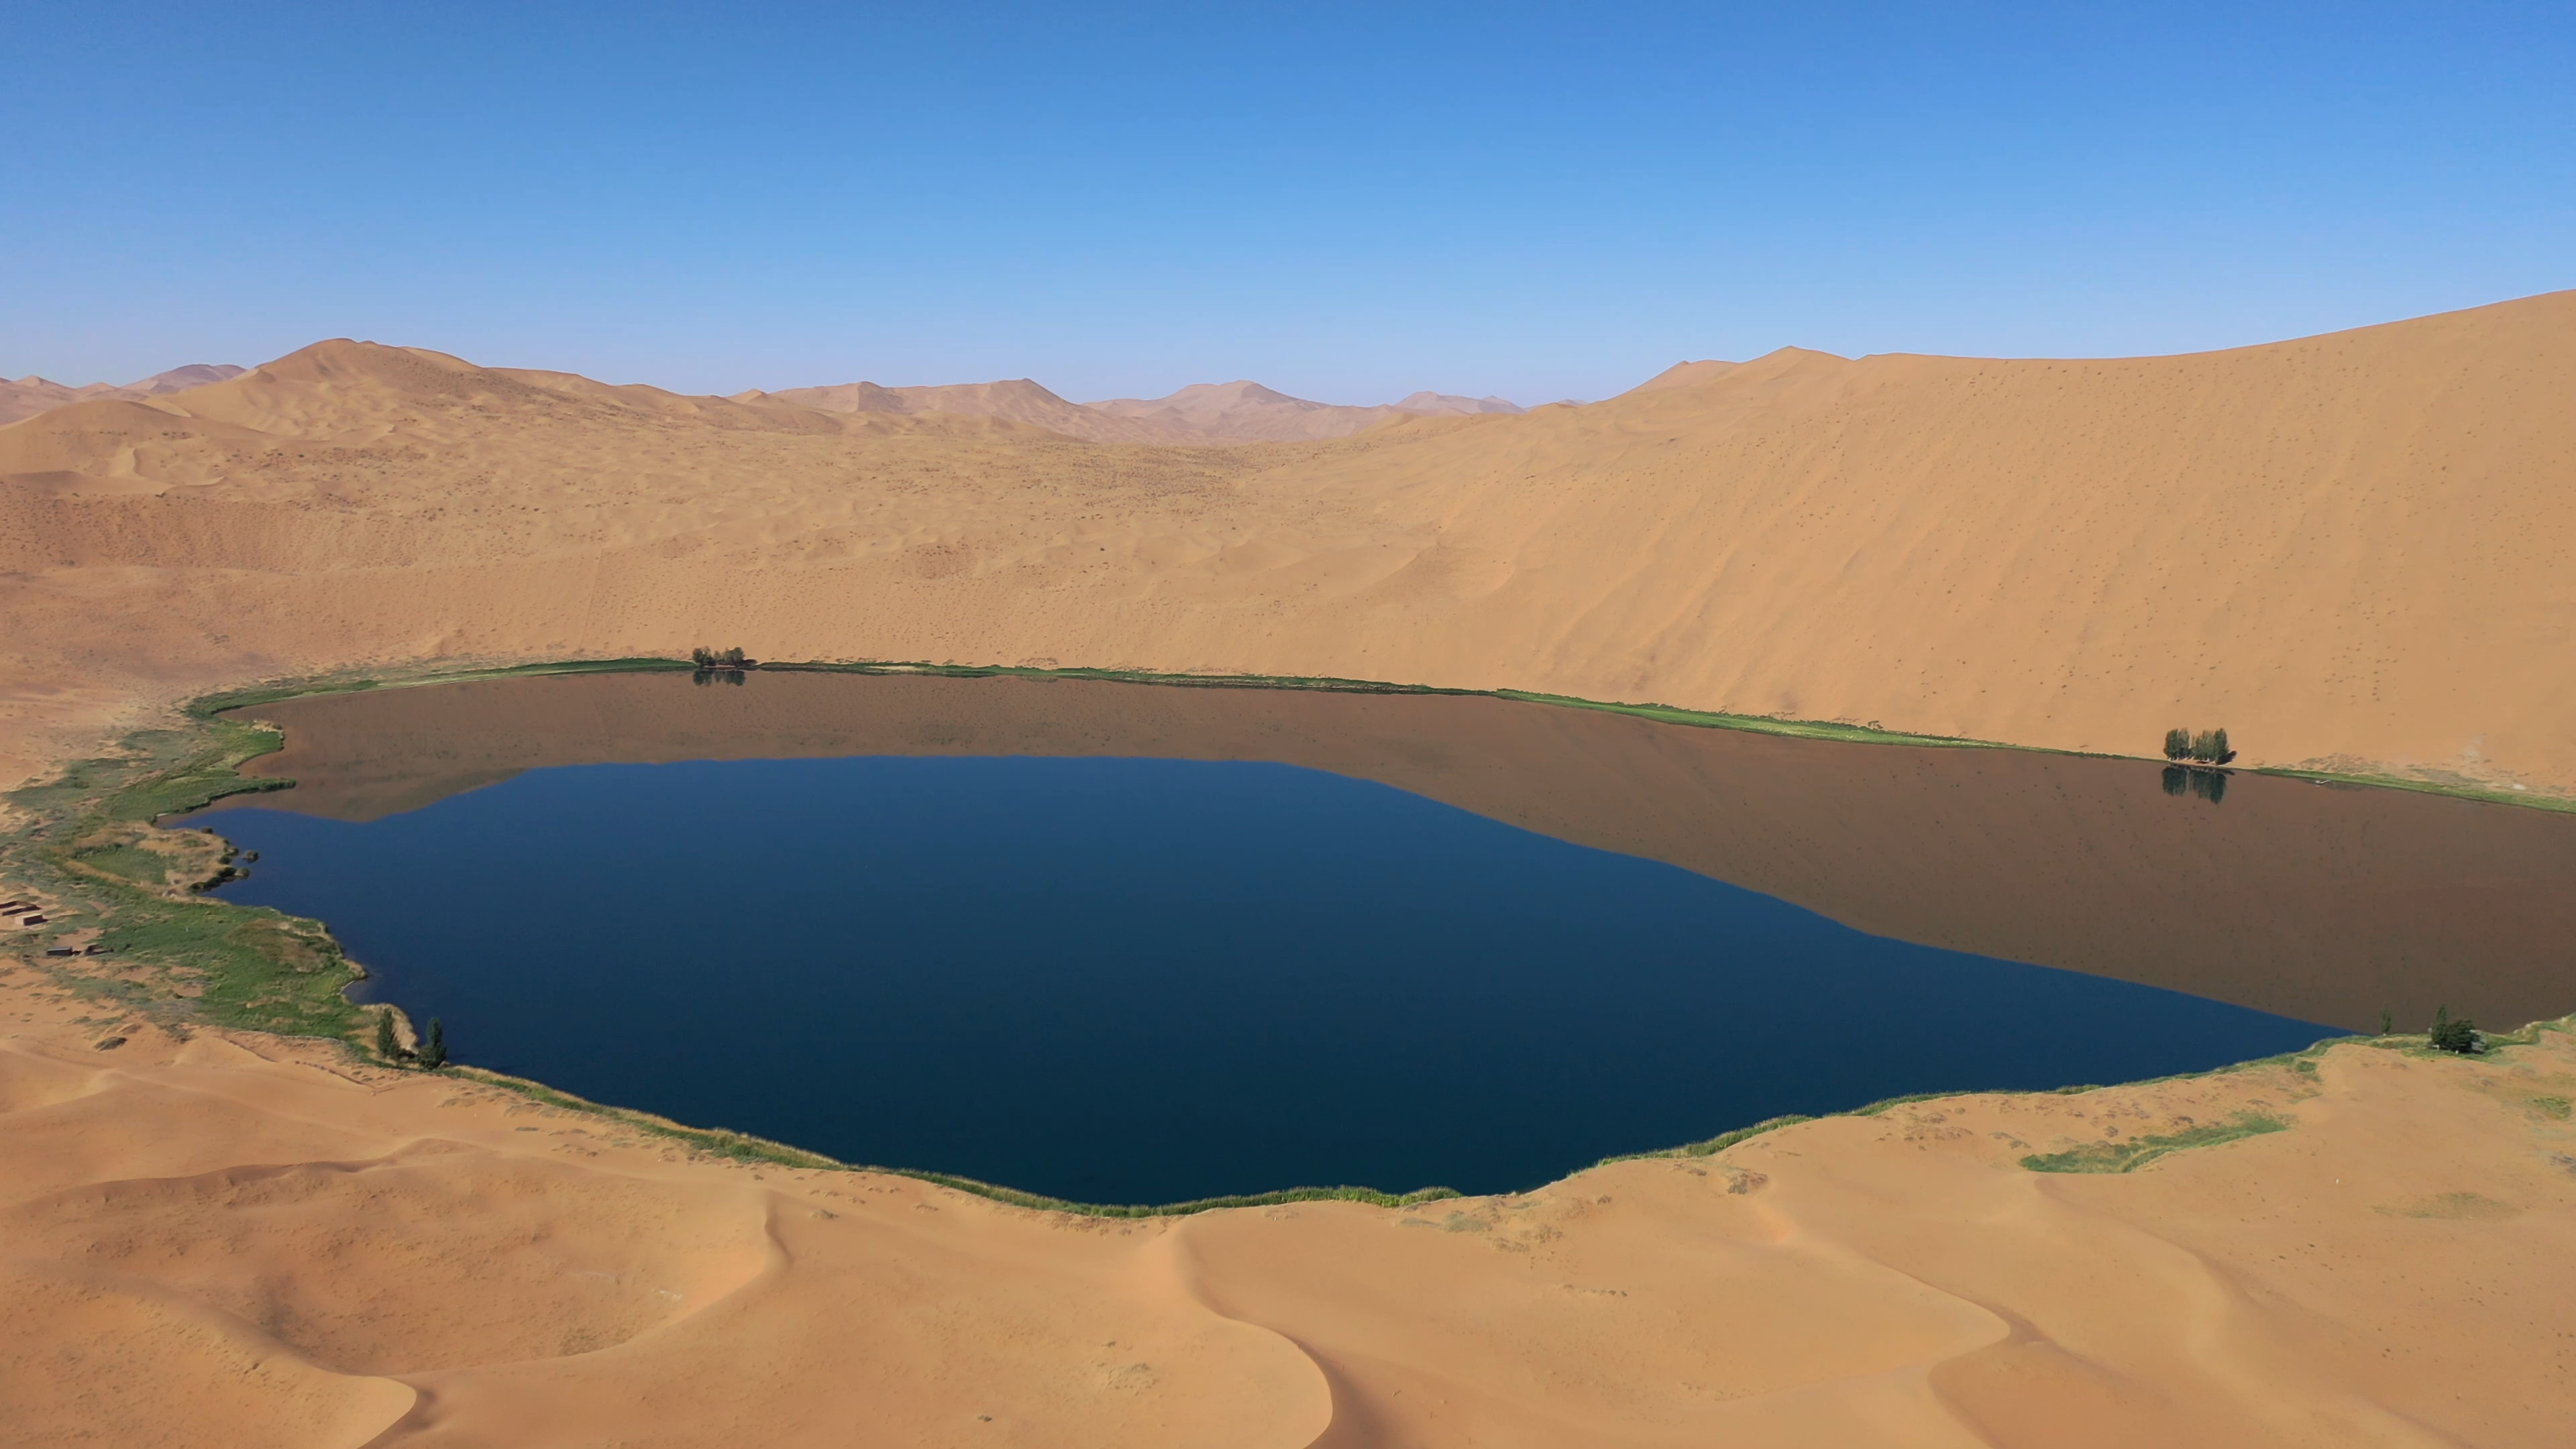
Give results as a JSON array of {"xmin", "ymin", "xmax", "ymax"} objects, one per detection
[
  {"xmin": 739, "ymin": 377, "xmax": 1210, "ymax": 444},
  {"xmin": 5, "ymin": 962, "xmax": 2570, "ymax": 1447},
  {"xmin": 0, "ymin": 363, "xmax": 245, "ymax": 426},
  {"xmin": 7, "ymin": 296, "xmax": 2575, "ymax": 1445},
  {"xmin": 3, "ymin": 293, "xmax": 2570, "ymax": 805},
  {"xmin": 1389, "ymin": 390, "xmax": 1524, "ymax": 416},
  {"xmin": 736, "ymin": 376, "xmax": 1516, "ymax": 444},
  {"xmin": 1084, "ymin": 379, "xmax": 1424, "ymax": 440}
]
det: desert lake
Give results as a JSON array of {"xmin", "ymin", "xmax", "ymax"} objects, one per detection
[{"xmin": 186, "ymin": 669, "xmax": 2576, "ymax": 1204}]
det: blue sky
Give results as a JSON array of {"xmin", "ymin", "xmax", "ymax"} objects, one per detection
[{"xmin": 3, "ymin": 2, "xmax": 2568, "ymax": 403}]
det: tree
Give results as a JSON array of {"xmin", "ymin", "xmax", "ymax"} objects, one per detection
[
  {"xmin": 721, "ymin": 646, "xmax": 747, "ymax": 666},
  {"xmin": 2163, "ymin": 728, "xmax": 2191, "ymax": 761},
  {"xmin": 2428, "ymin": 1004, "xmax": 2481, "ymax": 1055},
  {"xmin": 2211, "ymin": 727, "xmax": 2233, "ymax": 764},
  {"xmin": 690, "ymin": 646, "xmax": 714, "ymax": 667},
  {"xmin": 374, "ymin": 1011, "xmax": 402, "ymax": 1063},
  {"xmin": 421, "ymin": 1017, "xmax": 449, "ymax": 1069}
]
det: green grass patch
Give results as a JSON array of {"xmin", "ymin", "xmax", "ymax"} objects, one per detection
[
  {"xmin": 1850, "ymin": 1092, "xmax": 1953, "ymax": 1116},
  {"xmin": 2021, "ymin": 1111, "xmax": 2292, "ymax": 1173},
  {"xmin": 1491, "ymin": 690, "xmax": 2019, "ymax": 751},
  {"xmin": 194, "ymin": 658, "xmax": 695, "ymax": 721},
  {"xmin": 184, "ymin": 653, "xmax": 2576, "ymax": 817},
  {"xmin": 6, "ymin": 656, "xmax": 2553, "ymax": 1219},
  {"xmin": 1599, "ymin": 1114, "xmax": 1817, "ymax": 1167},
  {"xmin": 5, "ymin": 708, "xmax": 368, "ymax": 1042},
  {"xmin": 2248, "ymin": 765, "xmax": 2576, "ymax": 815},
  {"xmin": 66, "ymin": 842, "xmax": 180, "ymax": 888},
  {"xmin": 101, "ymin": 716, "xmax": 293, "ymax": 823},
  {"xmin": 761, "ymin": 657, "xmax": 1484, "ymax": 698}
]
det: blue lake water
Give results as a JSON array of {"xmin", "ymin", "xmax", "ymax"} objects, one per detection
[{"xmin": 195, "ymin": 751, "xmax": 2333, "ymax": 1204}]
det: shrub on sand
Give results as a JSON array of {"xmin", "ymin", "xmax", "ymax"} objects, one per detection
[{"xmin": 2427, "ymin": 1004, "xmax": 2481, "ymax": 1055}]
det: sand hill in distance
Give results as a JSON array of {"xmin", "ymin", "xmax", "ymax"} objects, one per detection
[
  {"xmin": 1, "ymin": 290, "xmax": 2569, "ymax": 801},
  {"xmin": 0, "ymin": 362, "xmax": 246, "ymax": 425},
  {"xmin": 5, "ymin": 292, "xmax": 2576, "ymax": 1448},
  {"xmin": 1085, "ymin": 379, "xmax": 1522, "ymax": 440},
  {"xmin": 737, "ymin": 375, "xmax": 1524, "ymax": 443}
]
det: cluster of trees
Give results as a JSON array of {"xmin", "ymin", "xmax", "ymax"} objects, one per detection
[
  {"xmin": 2162, "ymin": 727, "xmax": 2235, "ymax": 764},
  {"xmin": 374, "ymin": 1012, "xmax": 448, "ymax": 1069},
  {"xmin": 2426, "ymin": 1004, "xmax": 2483, "ymax": 1055},
  {"xmin": 692, "ymin": 646, "xmax": 753, "ymax": 686}
]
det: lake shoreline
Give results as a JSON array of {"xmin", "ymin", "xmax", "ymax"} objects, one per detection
[
  {"xmin": 1, "ymin": 655, "xmax": 2562, "ymax": 1216},
  {"xmin": 204, "ymin": 653, "xmax": 2576, "ymax": 816}
]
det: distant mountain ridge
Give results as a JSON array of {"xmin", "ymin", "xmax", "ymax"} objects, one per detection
[
  {"xmin": 5, "ymin": 358, "xmax": 1520, "ymax": 445},
  {"xmin": 0, "ymin": 364, "xmax": 247, "ymax": 425},
  {"xmin": 735, "ymin": 378, "xmax": 1201, "ymax": 444},
  {"xmin": 741, "ymin": 375, "xmax": 1525, "ymax": 444},
  {"xmin": 1391, "ymin": 391, "xmax": 1525, "ymax": 415}
]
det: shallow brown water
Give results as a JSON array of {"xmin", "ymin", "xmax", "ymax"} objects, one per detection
[{"xmin": 218, "ymin": 669, "xmax": 2576, "ymax": 1034}]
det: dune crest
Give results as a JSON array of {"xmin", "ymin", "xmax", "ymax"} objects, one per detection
[{"xmin": 0, "ymin": 363, "xmax": 246, "ymax": 426}]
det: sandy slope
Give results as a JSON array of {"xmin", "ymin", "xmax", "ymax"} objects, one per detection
[
  {"xmin": 5, "ymin": 961, "xmax": 2571, "ymax": 1448},
  {"xmin": 2, "ymin": 292, "xmax": 2569, "ymax": 806}
]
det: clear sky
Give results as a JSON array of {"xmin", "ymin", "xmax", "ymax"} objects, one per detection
[{"xmin": 3, "ymin": 2, "xmax": 2569, "ymax": 404}]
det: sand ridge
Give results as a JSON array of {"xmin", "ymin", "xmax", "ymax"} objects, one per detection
[
  {"xmin": 2, "ymin": 292, "xmax": 2570, "ymax": 808},
  {"xmin": 5, "ymin": 959, "xmax": 2571, "ymax": 1446},
  {"xmin": 0, "ymin": 364, "xmax": 246, "ymax": 427}
]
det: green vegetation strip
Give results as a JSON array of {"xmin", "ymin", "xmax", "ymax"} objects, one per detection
[
  {"xmin": 2020, "ymin": 1112, "xmax": 2292, "ymax": 1173},
  {"xmin": 6, "ymin": 708, "xmax": 370, "ymax": 1042},
  {"xmin": 201, "ymin": 653, "xmax": 2572, "ymax": 811},
  {"xmin": 5, "ymin": 653, "xmax": 2560, "ymax": 1219},
  {"xmin": 2245, "ymin": 765, "xmax": 2576, "ymax": 815}
]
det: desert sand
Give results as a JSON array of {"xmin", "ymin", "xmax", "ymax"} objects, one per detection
[
  {"xmin": 5, "ymin": 961, "xmax": 2572, "ymax": 1447},
  {"xmin": 0, "ymin": 364, "xmax": 246, "ymax": 426},
  {"xmin": 6, "ymin": 294, "xmax": 2575, "ymax": 1446},
  {"xmin": 2, "ymin": 292, "xmax": 2571, "ymax": 808}
]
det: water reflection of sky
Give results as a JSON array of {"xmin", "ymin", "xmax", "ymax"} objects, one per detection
[{"xmin": 200, "ymin": 755, "xmax": 2332, "ymax": 1204}]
